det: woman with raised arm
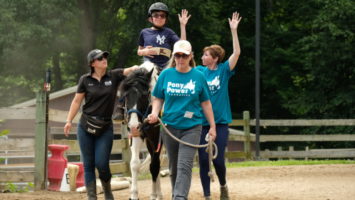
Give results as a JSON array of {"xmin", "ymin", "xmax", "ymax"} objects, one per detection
[{"xmin": 196, "ymin": 12, "xmax": 242, "ymax": 200}]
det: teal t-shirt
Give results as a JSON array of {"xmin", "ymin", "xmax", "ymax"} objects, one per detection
[
  {"xmin": 153, "ymin": 67, "xmax": 210, "ymax": 129},
  {"xmin": 196, "ymin": 60, "xmax": 235, "ymax": 125}
]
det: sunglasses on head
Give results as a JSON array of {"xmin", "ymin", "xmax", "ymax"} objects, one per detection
[
  {"xmin": 174, "ymin": 53, "xmax": 189, "ymax": 59},
  {"xmin": 152, "ymin": 13, "xmax": 167, "ymax": 19}
]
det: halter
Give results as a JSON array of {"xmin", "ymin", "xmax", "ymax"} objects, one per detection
[
  {"xmin": 123, "ymin": 85, "xmax": 152, "ymax": 125},
  {"xmin": 126, "ymin": 105, "xmax": 151, "ymax": 122}
]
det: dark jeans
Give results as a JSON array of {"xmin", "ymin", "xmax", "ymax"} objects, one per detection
[
  {"xmin": 77, "ymin": 122, "xmax": 114, "ymax": 185},
  {"xmin": 198, "ymin": 124, "xmax": 229, "ymax": 197}
]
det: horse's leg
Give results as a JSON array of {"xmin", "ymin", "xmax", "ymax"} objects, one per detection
[
  {"xmin": 130, "ymin": 137, "xmax": 144, "ymax": 200},
  {"xmin": 150, "ymin": 152, "xmax": 162, "ymax": 200}
]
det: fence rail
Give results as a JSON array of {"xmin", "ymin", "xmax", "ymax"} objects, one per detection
[
  {"xmin": 249, "ymin": 119, "xmax": 355, "ymax": 126},
  {"xmin": 261, "ymin": 148, "xmax": 355, "ymax": 159}
]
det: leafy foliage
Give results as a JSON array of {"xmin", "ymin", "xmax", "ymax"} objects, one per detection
[
  {"xmin": 0, "ymin": 0, "xmax": 353, "ymax": 136},
  {"xmin": 3, "ymin": 182, "xmax": 33, "ymax": 193},
  {"xmin": 261, "ymin": 0, "xmax": 354, "ymax": 119},
  {"xmin": 0, "ymin": 129, "xmax": 9, "ymax": 137}
]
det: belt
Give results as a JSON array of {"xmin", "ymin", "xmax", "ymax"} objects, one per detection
[
  {"xmin": 84, "ymin": 113, "xmax": 112, "ymax": 121},
  {"xmin": 151, "ymin": 47, "xmax": 172, "ymax": 58}
]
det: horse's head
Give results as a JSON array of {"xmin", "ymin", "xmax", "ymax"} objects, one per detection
[
  {"xmin": 139, "ymin": 61, "xmax": 160, "ymax": 93},
  {"xmin": 120, "ymin": 67, "xmax": 153, "ymax": 134}
]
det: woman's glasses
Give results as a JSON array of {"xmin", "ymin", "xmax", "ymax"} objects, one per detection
[
  {"xmin": 174, "ymin": 53, "xmax": 189, "ymax": 59},
  {"xmin": 96, "ymin": 56, "xmax": 106, "ymax": 61},
  {"xmin": 152, "ymin": 13, "xmax": 167, "ymax": 19}
]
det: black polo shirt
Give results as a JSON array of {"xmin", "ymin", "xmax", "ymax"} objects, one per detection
[{"xmin": 77, "ymin": 69, "xmax": 124, "ymax": 118}]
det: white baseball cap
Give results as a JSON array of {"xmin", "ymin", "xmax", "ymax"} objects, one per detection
[{"xmin": 172, "ymin": 40, "xmax": 192, "ymax": 55}]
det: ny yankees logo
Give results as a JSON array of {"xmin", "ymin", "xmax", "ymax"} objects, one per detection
[{"xmin": 156, "ymin": 34, "xmax": 166, "ymax": 45}]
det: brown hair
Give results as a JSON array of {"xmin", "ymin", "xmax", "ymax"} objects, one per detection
[
  {"xmin": 90, "ymin": 66, "xmax": 95, "ymax": 74},
  {"xmin": 166, "ymin": 53, "xmax": 196, "ymax": 68},
  {"xmin": 203, "ymin": 44, "xmax": 225, "ymax": 63}
]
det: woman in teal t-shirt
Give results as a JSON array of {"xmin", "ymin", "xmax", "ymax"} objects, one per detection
[
  {"xmin": 196, "ymin": 12, "xmax": 242, "ymax": 200},
  {"xmin": 148, "ymin": 40, "xmax": 216, "ymax": 200}
]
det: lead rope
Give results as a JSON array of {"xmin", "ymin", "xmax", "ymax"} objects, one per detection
[{"xmin": 156, "ymin": 117, "xmax": 217, "ymax": 182}]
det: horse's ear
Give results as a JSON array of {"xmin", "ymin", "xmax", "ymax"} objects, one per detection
[
  {"xmin": 147, "ymin": 68, "xmax": 154, "ymax": 80},
  {"xmin": 119, "ymin": 81, "xmax": 127, "ymax": 94}
]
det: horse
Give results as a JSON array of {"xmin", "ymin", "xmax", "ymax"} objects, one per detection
[{"xmin": 118, "ymin": 62, "xmax": 162, "ymax": 200}]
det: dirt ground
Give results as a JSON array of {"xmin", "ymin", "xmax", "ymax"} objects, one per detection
[{"xmin": 1, "ymin": 164, "xmax": 355, "ymax": 200}]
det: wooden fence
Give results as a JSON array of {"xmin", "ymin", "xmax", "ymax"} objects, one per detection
[
  {"xmin": 1, "ymin": 92, "xmax": 355, "ymax": 190},
  {"xmin": 228, "ymin": 111, "xmax": 355, "ymax": 160}
]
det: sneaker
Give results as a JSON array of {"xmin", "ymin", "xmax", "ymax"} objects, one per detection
[
  {"xmin": 205, "ymin": 196, "xmax": 212, "ymax": 200},
  {"xmin": 220, "ymin": 185, "xmax": 229, "ymax": 200}
]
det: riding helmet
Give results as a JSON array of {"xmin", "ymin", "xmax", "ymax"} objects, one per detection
[{"xmin": 148, "ymin": 2, "xmax": 169, "ymax": 17}]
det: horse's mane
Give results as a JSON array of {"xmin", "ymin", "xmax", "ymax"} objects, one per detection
[{"xmin": 120, "ymin": 67, "xmax": 151, "ymax": 96}]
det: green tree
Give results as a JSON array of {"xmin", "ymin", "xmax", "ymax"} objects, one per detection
[
  {"xmin": 261, "ymin": 0, "xmax": 354, "ymax": 119},
  {"xmin": 0, "ymin": 0, "xmax": 79, "ymax": 106}
]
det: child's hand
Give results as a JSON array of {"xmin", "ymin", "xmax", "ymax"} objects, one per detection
[
  {"xmin": 142, "ymin": 46, "xmax": 158, "ymax": 58},
  {"xmin": 178, "ymin": 9, "xmax": 191, "ymax": 26}
]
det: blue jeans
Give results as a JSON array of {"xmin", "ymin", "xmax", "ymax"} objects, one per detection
[
  {"xmin": 77, "ymin": 122, "xmax": 114, "ymax": 185},
  {"xmin": 198, "ymin": 124, "xmax": 229, "ymax": 197},
  {"xmin": 162, "ymin": 125, "xmax": 201, "ymax": 200}
]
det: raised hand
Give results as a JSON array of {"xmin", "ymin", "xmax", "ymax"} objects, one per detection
[
  {"xmin": 228, "ymin": 12, "xmax": 242, "ymax": 30},
  {"xmin": 178, "ymin": 9, "xmax": 191, "ymax": 26}
]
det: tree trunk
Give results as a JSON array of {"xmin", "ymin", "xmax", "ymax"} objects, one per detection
[
  {"xmin": 52, "ymin": 52, "xmax": 63, "ymax": 91},
  {"xmin": 77, "ymin": 0, "xmax": 96, "ymax": 77}
]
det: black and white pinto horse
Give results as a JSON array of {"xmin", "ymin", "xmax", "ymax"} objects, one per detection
[{"xmin": 119, "ymin": 62, "xmax": 162, "ymax": 200}]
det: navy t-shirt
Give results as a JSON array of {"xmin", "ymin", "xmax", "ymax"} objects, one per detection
[{"xmin": 138, "ymin": 27, "xmax": 179, "ymax": 69}]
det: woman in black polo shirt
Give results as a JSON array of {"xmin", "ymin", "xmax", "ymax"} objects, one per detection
[{"xmin": 64, "ymin": 49, "xmax": 137, "ymax": 200}]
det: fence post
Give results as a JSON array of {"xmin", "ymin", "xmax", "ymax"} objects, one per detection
[
  {"xmin": 305, "ymin": 146, "xmax": 309, "ymax": 161},
  {"xmin": 34, "ymin": 91, "xmax": 49, "ymax": 190},
  {"xmin": 277, "ymin": 146, "xmax": 282, "ymax": 160},
  {"xmin": 289, "ymin": 146, "xmax": 294, "ymax": 160},
  {"xmin": 121, "ymin": 124, "xmax": 131, "ymax": 176},
  {"xmin": 243, "ymin": 111, "xmax": 251, "ymax": 160}
]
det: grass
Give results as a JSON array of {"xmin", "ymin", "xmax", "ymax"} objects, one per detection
[
  {"xmin": 190, "ymin": 159, "xmax": 355, "ymax": 172},
  {"xmin": 226, "ymin": 159, "xmax": 355, "ymax": 168}
]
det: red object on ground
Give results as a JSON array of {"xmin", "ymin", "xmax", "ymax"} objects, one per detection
[
  {"xmin": 71, "ymin": 162, "xmax": 85, "ymax": 188},
  {"xmin": 47, "ymin": 144, "xmax": 69, "ymax": 191}
]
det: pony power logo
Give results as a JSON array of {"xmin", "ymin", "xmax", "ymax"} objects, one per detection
[
  {"xmin": 167, "ymin": 80, "xmax": 196, "ymax": 96},
  {"xmin": 207, "ymin": 76, "xmax": 220, "ymax": 94}
]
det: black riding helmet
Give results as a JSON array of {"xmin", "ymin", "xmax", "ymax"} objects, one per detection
[{"xmin": 148, "ymin": 2, "xmax": 169, "ymax": 17}]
